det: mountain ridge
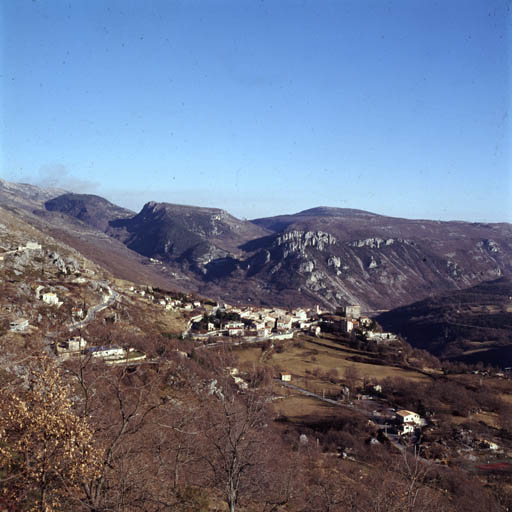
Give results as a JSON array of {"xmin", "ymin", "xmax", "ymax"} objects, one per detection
[{"xmin": 1, "ymin": 178, "xmax": 510, "ymax": 311}]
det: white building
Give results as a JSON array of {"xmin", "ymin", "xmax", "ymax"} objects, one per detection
[
  {"xmin": 224, "ymin": 321, "xmax": 245, "ymax": 330},
  {"xmin": 67, "ymin": 336, "xmax": 87, "ymax": 351},
  {"xmin": 42, "ymin": 292, "xmax": 61, "ymax": 306},
  {"xmin": 89, "ymin": 346, "xmax": 126, "ymax": 359},
  {"xmin": 396, "ymin": 410, "xmax": 421, "ymax": 425},
  {"xmin": 343, "ymin": 320, "xmax": 354, "ymax": 333},
  {"xmin": 22, "ymin": 241, "xmax": 42, "ymax": 251},
  {"xmin": 292, "ymin": 309, "xmax": 308, "ymax": 321},
  {"xmin": 344, "ymin": 305, "xmax": 361, "ymax": 319},
  {"xmin": 276, "ymin": 316, "xmax": 292, "ymax": 331},
  {"xmin": 10, "ymin": 318, "xmax": 29, "ymax": 332}
]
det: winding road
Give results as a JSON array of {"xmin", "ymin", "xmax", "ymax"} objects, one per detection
[{"xmin": 69, "ymin": 282, "xmax": 118, "ymax": 331}]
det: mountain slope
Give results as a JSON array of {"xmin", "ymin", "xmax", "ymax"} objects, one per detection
[
  {"xmin": 376, "ymin": 277, "xmax": 512, "ymax": 367},
  {"xmin": 1, "ymin": 179, "xmax": 511, "ymax": 311},
  {"xmin": 45, "ymin": 193, "xmax": 134, "ymax": 231}
]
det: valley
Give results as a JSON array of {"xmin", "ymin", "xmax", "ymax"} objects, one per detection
[{"xmin": 1, "ymin": 179, "xmax": 512, "ymax": 511}]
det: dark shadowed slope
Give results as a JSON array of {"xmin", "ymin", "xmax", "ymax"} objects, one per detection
[{"xmin": 376, "ymin": 278, "xmax": 512, "ymax": 367}]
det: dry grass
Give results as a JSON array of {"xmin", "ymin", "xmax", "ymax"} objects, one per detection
[
  {"xmin": 268, "ymin": 338, "xmax": 428, "ymax": 384},
  {"xmin": 273, "ymin": 394, "xmax": 341, "ymax": 422}
]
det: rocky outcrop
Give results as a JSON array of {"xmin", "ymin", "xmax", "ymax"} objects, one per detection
[{"xmin": 275, "ymin": 230, "xmax": 336, "ymax": 252}]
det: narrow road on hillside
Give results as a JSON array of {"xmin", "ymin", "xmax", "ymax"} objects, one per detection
[{"xmin": 69, "ymin": 283, "xmax": 118, "ymax": 331}]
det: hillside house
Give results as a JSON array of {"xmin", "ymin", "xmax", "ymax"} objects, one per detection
[
  {"xmin": 10, "ymin": 318, "xmax": 29, "ymax": 332},
  {"xmin": 224, "ymin": 321, "xmax": 245, "ymax": 330},
  {"xmin": 66, "ymin": 336, "xmax": 87, "ymax": 351},
  {"xmin": 396, "ymin": 410, "xmax": 421, "ymax": 425},
  {"xmin": 480, "ymin": 439, "xmax": 500, "ymax": 451},
  {"xmin": 280, "ymin": 373, "xmax": 292, "ymax": 382},
  {"xmin": 190, "ymin": 314, "xmax": 204, "ymax": 324},
  {"xmin": 252, "ymin": 320, "xmax": 266, "ymax": 331},
  {"xmin": 342, "ymin": 320, "xmax": 354, "ymax": 333},
  {"xmin": 56, "ymin": 337, "xmax": 87, "ymax": 358},
  {"xmin": 228, "ymin": 327, "xmax": 244, "ymax": 337},
  {"xmin": 360, "ymin": 316, "xmax": 372, "ymax": 327},
  {"xmin": 310, "ymin": 325, "xmax": 321, "ymax": 337},
  {"xmin": 42, "ymin": 292, "xmax": 61, "ymax": 306},
  {"xmin": 399, "ymin": 423, "xmax": 416, "ymax": 435},
  {"xmin": 72, "ymin": 307, "xmax": 84, "ymax": 319},
  {"xmin": 365, "ymin": 331, "xmax": 397, "ymax": 343},
  {"xmin": 344, "ymin": 305, "xmax": 361, "ymax": 319},
  {"xmin": 20, "ymin": 241, "xmax": 42, "ymax": 251},
  {"xmin": 276, "ymin": 316, "xmax": 292, "ymax": 331},
  {"xmin": 89, "ymin": 346, "xmax": 126, "ymax": 359},
  {"xmin": 292, "ymin": 309, "xmax": 308, "ymax": 321}
]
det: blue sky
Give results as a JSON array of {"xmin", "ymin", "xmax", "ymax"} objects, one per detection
[{"xmin": 1, "ymin": 0, "xmax": 510, "ymax": 222}]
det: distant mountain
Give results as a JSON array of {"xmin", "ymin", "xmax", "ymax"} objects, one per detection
[
  {"xmin": 45, "ymin": 193, "xmax": 134, "ymax": 231},
  {"xmin": 1, "ymin": 179, "xmax": 511, "ymax": 311},
  {"xmin": 107, "ymin": 201, "xmax": 270, "ymax": 272},
  {"xmin": 376, "ymin": 278, "xmax": 512, "ymax": 367},
  {"xmin": 0, "ymin": 178, "xmax": 66, "ymax": 210}
]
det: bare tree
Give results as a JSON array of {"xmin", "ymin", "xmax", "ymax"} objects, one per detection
[{"xmin": 199, "ymin": 381, "xmax": 273, "ymax": 512}]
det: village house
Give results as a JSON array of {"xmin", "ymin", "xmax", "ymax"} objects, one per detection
[
  {"xmin": 342, "ymin": 319, "xmax": 354, "ymax": 333},
  {"xmin": 72, "ymin": 307, "xmax": 84, "ymax": 319},
  {"xmin": 480, "ymin": 439, "xmax": 500, "ymax": 451},
  {"xmin": 42, "ymin": 292, "xmax": 62, "ymax": 307},
  {"xmin": 280, "ymin": 373, "xmax": 292, "ymax": 382},
  {"xmin": 88, "ymin": 346, "xmax": 126, "ymax": 359},
  {"xmin": 66, "ymin": 336, "xmax": 87, "ymax": 351},
  {"xmin": 309, "ymin": 325, "xmax": 321, "ymax": 337},
  {"xmin": 360, "ymin": 316, "xmax": 372, "ymax": 327},
  {"xmin": 252, "ymin": 320, "xmax": 266, "ymax": 331},
  {"xmin": 276, "ymin": 316, "xmax": 293, "ymax": 331},
  {"xmin": 365, "ymin": 331, "xmax": 397, "ymax": 343},
  {"xmin": 190, "ymin": 314, "xmax": 204, "ymax": 324},
  {"xmin": 9, "ymin": 318, "xmax": 29, "ymax": 332},
  {"xmin": 396, "ymin": 409, "xmax": 422, "ymax": 435},
  {"xmin": 19, "ymin": 241, "xmax": 42, "ymax": 251},
  {"xmin": 292, "ymin": 309, "xmax": 308, "ymax": 322},
  {"xmin": 224, "ymin": 321, "xmax": 245, "ymax": 330},
  {"xmin": 396, "ymin": 410, "xmax": 421, "ymax": 425},
  {"xmin": 228, "ymin": 327, "xmax": 245, "ymax": 337},
  {"xmin": 344, "ymin": 305, "xmax": 361, "ymax": 319}
]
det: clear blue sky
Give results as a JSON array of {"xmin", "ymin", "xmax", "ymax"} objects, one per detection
[{"xmin": 1, "ymin": 0, "xmax": 510, "ymax": 222}]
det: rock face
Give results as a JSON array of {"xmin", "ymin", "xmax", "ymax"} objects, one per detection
[
  {"xmin": 104, "ymin": 201, "xmax": 270, "ymax": 276},
  {"xmin": 4, "ymin": 182, "xmax": 509, "ymax": 311}
]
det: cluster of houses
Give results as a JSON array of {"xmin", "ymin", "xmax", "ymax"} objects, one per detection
[
  {"xmin": 187, "ymin": 303, "xmax": 325, "ymax": 340},
  {"xmin": 128, "ymin": 286, "xmax": 201, "ymax": 311}
]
